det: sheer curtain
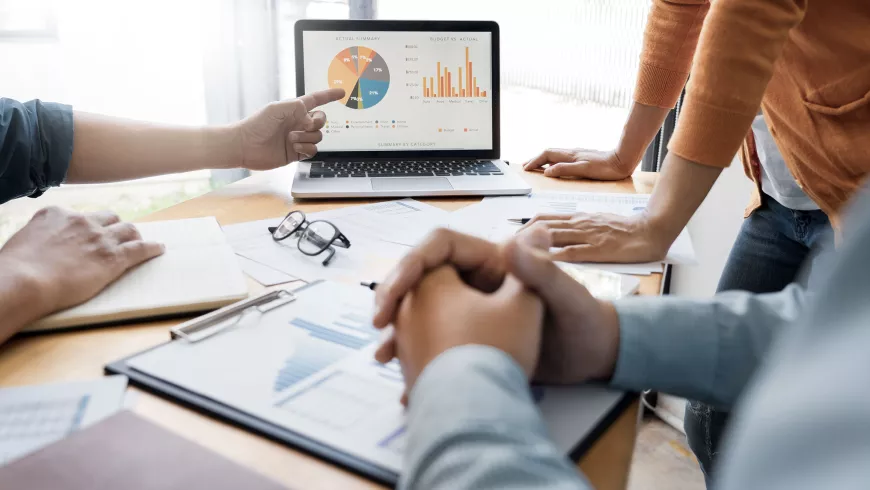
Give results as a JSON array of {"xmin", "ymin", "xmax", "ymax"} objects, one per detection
[
  {"xmin": 202, "ymin": 0, "xmax": 281, "ymax": 185},
  {"xmin": 0, "ymin": 0, "xmax": 216, "ymax": 240},
  {"xmin": 374, "ymin": 0, "xmax": 650, "ymax": 162}
]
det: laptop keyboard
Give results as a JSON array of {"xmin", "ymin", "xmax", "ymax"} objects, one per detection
[{"xmin": 308, "ymin": 160, "xmax": 503, "ymax": 178}]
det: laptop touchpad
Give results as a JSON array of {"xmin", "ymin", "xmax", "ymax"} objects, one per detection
[{"xmin": 371, "ymin": 177, "xmax": 453, "ymax": 191}]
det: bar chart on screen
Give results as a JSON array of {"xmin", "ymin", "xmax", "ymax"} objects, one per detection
[{"xmin": 422, "ymin": 46, "xmax": 489, "ymax": 98}]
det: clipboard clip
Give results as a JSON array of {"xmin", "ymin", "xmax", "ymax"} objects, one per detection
[{"xmin": 170, "ymin": 290, "xmax": 297, "ymax": 343}]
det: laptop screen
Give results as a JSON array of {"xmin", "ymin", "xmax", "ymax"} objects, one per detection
[{"xmin": 301, "ymin": 30, "xmax": 494, "ymax": 153}]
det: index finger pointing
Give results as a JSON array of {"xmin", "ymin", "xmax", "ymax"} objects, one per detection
[{"xmin": 299, "ymin": 88, "xmax": 346, "ymax": 111}]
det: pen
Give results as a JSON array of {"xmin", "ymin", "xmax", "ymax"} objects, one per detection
[
  {"xmin": 507, "ymin": 218, "xmax": 532, "ymax": 225},
  {"xmin": 360, "ymin": 281, "xmax": 379, "ymax": 291}
]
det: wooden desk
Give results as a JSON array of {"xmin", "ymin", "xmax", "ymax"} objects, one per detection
[{"xmin": 0, "ymin": 165, "xmax": 659, "ymax": 490}]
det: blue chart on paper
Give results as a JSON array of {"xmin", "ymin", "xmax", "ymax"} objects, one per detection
[
  {"xmin": 273, "ymin": 342, "xmax": 348, "ymax": 393},
  {"xmin": 289, "ymin": 313, "xmax": 377, "ymax": 350},
  {"xmin": 274, "ymin": 313, "xmax": 379, "ymax": 393}
]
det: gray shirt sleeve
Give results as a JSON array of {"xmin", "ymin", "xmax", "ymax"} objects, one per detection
[
  {"xmin": 610, "ymin": 284, "xmax": 806, "ymax": 410},
  {"xmin": 0, "ymin": 98, "xmax": 74, "ymax": 204},
  {"xmin": 402, "ymin": 344, "xmax": 590, "ymax": 490}
]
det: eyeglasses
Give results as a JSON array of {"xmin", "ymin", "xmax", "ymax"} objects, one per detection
[{"xmin": 267, "ymin": 210, "xmax": 351, "ymax": 266}]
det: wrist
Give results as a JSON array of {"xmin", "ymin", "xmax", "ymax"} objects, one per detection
[
  {"xmin": 205, "ymin": 124, "xmax": 243, "ymax": 170},
  {"xmin": 593, "ymin": 300, "xmax": 621, "ymax": 380},
  {"xmin": 0, "ymin": 259, "xmax": 55, "ymax": 334},
  {"xmin": 637, "ymin": 209, "xmax": 682, "ymax": 259},
  {"xmin": 611, "ymin": 147, "xmax": 641, "ymax": 178}
]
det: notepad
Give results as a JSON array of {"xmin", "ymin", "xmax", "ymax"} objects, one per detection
[{"xmin": 25, "ymin": 217, "xmax": 249, "ymax": 332}]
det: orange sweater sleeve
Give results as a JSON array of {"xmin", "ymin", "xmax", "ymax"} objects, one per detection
[
  {"xmin": 668, "ymin": 0, "xmax": 808, "ymax": 167},
  {"xmin": 634, "ymin": 0, "xmax": 710, "ymax": 109}
]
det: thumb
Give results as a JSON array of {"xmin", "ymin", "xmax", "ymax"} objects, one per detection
[
  {"xmin": 543, "ymin": 161, "xmax": 592, "ymax": 178},
  {"xmin": 304, "ymin": 110, "xmax": 327, "ymax": 131}
]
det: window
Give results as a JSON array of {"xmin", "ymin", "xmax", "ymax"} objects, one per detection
[
  {"xmin": 0, "ymin": 0, "xmax": 221, "ymax": 241},
  {"xmin": 374, "ymin": 0, "xmax": 650, "ymax": 160}
]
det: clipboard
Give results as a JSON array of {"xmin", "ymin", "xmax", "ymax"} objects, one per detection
[
  {"xmin": 105, "ymin": 281, "xmax": 401, "ymax": 485},
  {"xmin": 105, "ymin": 280, "xmax": 635, "ymax": 486}
]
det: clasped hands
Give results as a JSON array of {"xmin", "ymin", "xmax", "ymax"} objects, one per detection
[{"xmin": 371, "ymin": 226, "xmax": 623, "ymax": 404}]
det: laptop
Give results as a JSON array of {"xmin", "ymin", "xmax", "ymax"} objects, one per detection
[{"xmin": 292, "ymin": 20, "xmax": 531, "ymax": 198}]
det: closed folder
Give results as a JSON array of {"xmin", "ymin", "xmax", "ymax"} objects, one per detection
[{"xmin": 0, "ymin": 411, "xmax": 288, "ymax": 490}]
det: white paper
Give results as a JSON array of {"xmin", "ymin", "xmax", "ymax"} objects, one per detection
[
  {"xmin": 234, "ymin": 233, "xmax": 411, "ymax": 285},
  {"xmin": 235, "ymin": 255, "xmax": 299, "ymax": 286},
  {"xmin": 0, "ymin": 376, "xmax": 128, "ymax": 464},
  {"xmin": 314, "ymin": 199, "xmax": 449, "ymax": 247},
  {"xmin": 222, "ymin": 200, "xmax": 448, "ymax": 285},
  {"xmin": 455, "ymin": 192, "xmax": 697, "ymax": 270}
]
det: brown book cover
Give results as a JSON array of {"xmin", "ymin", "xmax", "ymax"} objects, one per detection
[{"xmin": 0, "ymin": 411, "xmax": 289, "ymax": 490}]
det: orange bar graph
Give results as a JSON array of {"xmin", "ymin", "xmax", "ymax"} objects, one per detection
[
  {"xmin": 446, "ymin": 69, "xmax": 451, "ymax": 99},
  {"xmin": 437, "ymin": 62, "xmax": 442, "ymax": 97},
  {"xmin": 422, "ymin": 46, "xmax": 488, "ymax": 98},
  {"xmin": 465, "ymin": 47, "xmax": 470, "ymax": 98},
  {"xmin": 458, "ymin": 66, "xmax": 463, "ymax": 96},
  {"xmin": 468, "ymin": 61, "xmax": 473, "ymax": 98}
]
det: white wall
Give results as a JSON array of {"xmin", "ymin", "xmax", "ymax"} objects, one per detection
[
  {"xmin": 654, "ymin": 160, "xmax": 754, "ymax": 429},
  {"xmin": 671, "ymin": 159, "xmax": 755, "ymax": 298}
]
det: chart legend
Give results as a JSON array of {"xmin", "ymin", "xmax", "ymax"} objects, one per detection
[
  {"xmin": 422, "ymin": 46, "xmax": 488, "ymax": 98},
  {"xmin": 328, "ymin": 46, "xmax": 391, "ymax": 109}
]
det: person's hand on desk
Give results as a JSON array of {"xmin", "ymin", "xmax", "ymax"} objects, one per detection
[
  {"xmin": 517, "ymin": 212, "xmax": 671, "ymax": 263},
  {"xmin": 0, "ymin": 207, "xmax": 164, "ymax": 342},
  {"xmin": 372, "ymin": 226, "xmax": 622, "ymax": 394},
  {"xmin": 522, "ymin": 148, "xmax": 635, "ymax": 180}
]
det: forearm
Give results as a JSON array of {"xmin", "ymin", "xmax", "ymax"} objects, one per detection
[
  {"xmin": 610, "ymin": 284, "xmax": 806, "ymax": 409},
  {"xmin": 404, "ymin": 345, "xmax": 588, "ymax": 490},
  {"xmin": 613, "ymin": 102, "xmax": 671, "ymax": 173},
  {"xmin": 66, "ymin": 112, "xmax": 242, "ymax": 183},
  {"xmin": 643, "ymin": 153, "xmax": 722, "ymax": 249}
]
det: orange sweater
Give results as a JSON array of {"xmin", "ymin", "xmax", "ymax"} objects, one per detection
[{"xmin": 635, "ymin": 0, "xmax": 870, "ymax": 221}]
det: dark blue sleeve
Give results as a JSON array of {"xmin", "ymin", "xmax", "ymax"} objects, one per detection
[{"xmin": 0, "ymin": 98, "xmax": 74, "ymax": 204}]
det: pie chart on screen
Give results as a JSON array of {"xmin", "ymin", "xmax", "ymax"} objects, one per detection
[{"xmin": 328, "ymin": 46, "xmax": 390, "ymax": 109}]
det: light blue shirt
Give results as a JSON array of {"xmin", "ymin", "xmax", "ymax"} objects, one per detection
[
  {"xmin": 402, "ymin": 186, "xmax": 870, "ymax": 489},
  {"xmin": 752, "ymin": 113, "xmax": 819, "ymax": 211}
]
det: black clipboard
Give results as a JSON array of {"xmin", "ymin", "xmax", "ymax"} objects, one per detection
[{"xmin": 105, "ymin": 281, "xmax": 637, "ymax": 486}]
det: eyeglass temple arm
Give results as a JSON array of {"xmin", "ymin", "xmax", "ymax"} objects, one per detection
[
  {"xmin": 321, "ymin": 246, "xmax": 337, "ymax": 266},
  {"xmin": 335, "ymin": 233, "xmax": 351, "ymax": 248}
]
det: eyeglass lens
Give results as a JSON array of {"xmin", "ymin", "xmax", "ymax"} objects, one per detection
[
  {"xmin": 299, "ymin": 221, "xmax": 339, "ymax": 255},
  {"xmin": 273, "ymin": 211, "xmax": 305, "ymax": 240}
]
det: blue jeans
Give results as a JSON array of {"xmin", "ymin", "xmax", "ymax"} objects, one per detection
[{"xmin": 684, "ymin": 195, "xmax": 831, "ymax": 486}]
